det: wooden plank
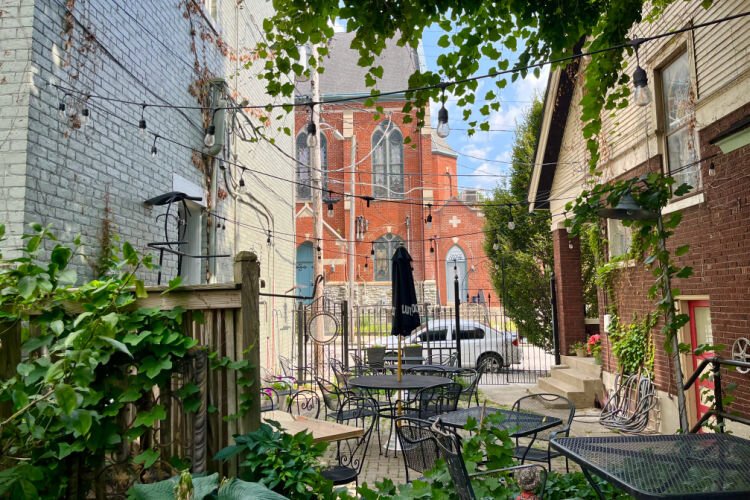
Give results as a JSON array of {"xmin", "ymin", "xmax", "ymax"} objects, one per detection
[
  {"xmin": 0, "ymin": 321, "xmax": 21, "ymax": 419},
  {"xmin": 235, "ymin": 252, "xmax": 261, "ymax": 435},
  {"xmin": 262, "ymin": 411, "xmax": 364, "ymax": 443},
  {"xmin": 132, "ymin": 289, "xmax": 241, "ymax": 311}
]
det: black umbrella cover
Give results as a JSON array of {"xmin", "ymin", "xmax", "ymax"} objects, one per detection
[{"xmin": 391, "ymin": 245, "xmax": 421, "ymax": 336}]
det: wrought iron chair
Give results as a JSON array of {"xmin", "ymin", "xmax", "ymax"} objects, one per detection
[
  {"xmin": 511, "ymin": 393, "xmax": 575, "ymax": 472},
  {"xmin": 432, "ymin": 419, "xmax": 548, "ymax": 500},
  {"xmin": 399, "ymin": 382, "xmax": 463, "ymax": 420},
  {"xmin": 440, "ymin": 351, "xmax": 458, "ymax": 367},
  {"xmin": 350, "ymin": 351, "xmax": 371, "ymax": 376},
  {"xmin": 286, "ymin": 389, "xmax": 321, "ymax": 419},
  {"xmin": 453, "ymin": 368, "xmax": 481, "ymax": 407},
  {"xmin": 366, "ymin": 346, "xmax": 386, "ymax": 373},
  {"xmin": 330, "ymin": 358, "xmax": 353, "ymax": 390},
  {"xmin": 279, "ymin": 355, "xmax": 314, "ymax": 386},
  {"xmin": 259, "ymin": 387, "xmax": 279, "ymax": 412},
  {"xmin": 315, "ymin": 377, "xmax": 355, "ymax": 421},
  {"xmin": 321, "ymin": 396, "xmax": 379, "ymax": 487},
  {"xmin": 395, "ymin": 417, "xmax": 442, "ymax": 482}
]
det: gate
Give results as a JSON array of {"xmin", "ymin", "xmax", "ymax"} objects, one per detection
[{"xmin": 289, "ymin": 299, "xmax": 551, "ymax": 386}]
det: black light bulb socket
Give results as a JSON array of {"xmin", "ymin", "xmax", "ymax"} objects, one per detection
[
  {"xmin": 239, "ymin": 178, "xmax": 245, "ymax": 187},
  {"xmin": 426, "ymin": 214, "xmax": 432, "ymax": 224},
  {"xmin": 207, "ymin": 124, "xmax": 216, "ymax": 135},
  {"xmin": 58, "ymin": 102, "xmax": 66, "ymax": 112},
  {"xmin": 327, "ymin": 201, "xmax": 334, "ymax": 211},
  {"xmin": 438, "ymin": 106, "xmax": 448, "ymax": 124},
  {"xmin": 81, "ymin": 108, "xmax": 90, "ymax": 118},
  {"xmin": 633, "ymin": 65, "xmax": 648, "ymax": 88},
  {"xmin": 139, "ymin": 118, "xmax": 146, "ymax": 130},
  {"xmin": 306, "ymin": 121, "xmax": 316, "ymax": 136}
]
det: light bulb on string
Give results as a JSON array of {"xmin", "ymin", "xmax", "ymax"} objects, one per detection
[
  {"xmin": 493, "ymin": 235, "xmax": 500, "ymax": 251},
  {"xmin": 239, "ymin": 168, "xmax": 246, "ymax": 188},
  {"xmin": 425, "ymin": 203, "xmax": 433, "ymax": 228},
  {"xmin": 370, "ymin": 242, "xmax": 375, "ymax": 256},
  {"xmin": 204, "ymin": 124, "xmax": 216, "ymax": 147},
  {"xmin": 58, "ymin": 101, "xmax": 66, "ymax": 119},
  {"xmin": 80, "ymin": 107, "xmax": 90, "ymax": 127},
  {"xmin": 364, "ymin": 256, "xmax": 369, "ymax": 269},
  {"xmin": 569, "ymin": 241, "xmax": 574, "ymax": 250},
  {"xmin": 150, "ymin": 135, "xmax": 158, "ymax": 157},
  {"xmin": 139, "ymin": 104, "xmax": 147, "ymax": 135},
  {"xmin": 436, "ymin": 83, "xmax": 450, "ymax": 138},
  {"xmin": 306, "ymin": 105, "xmax": 317, "ymax": 148},
  {"xmin": 429, "ymin": 238, "xmax": 435, "ymax": 254},
  {"xmin": 708, "ymin": 161, "xmax": 716, "ymax": 177},
  {"xmin": 267, "ymin": 230, "xmax": 272, "ymax": 245},
  {"xmin": 632, "ymin": 43, "xmax": 651, "ymax": 107}
]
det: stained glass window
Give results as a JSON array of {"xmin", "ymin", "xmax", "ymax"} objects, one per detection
[
  {"xmin": 296, "ymin": 132, "xmax": 327, "ymax": 200},
  {"xmin": 372, "ymin": 122, "xmax": 404, "ymax": 199},
  {"xmin": 373, "ymin": 234, "xmax": 403, "ymax": 282}
]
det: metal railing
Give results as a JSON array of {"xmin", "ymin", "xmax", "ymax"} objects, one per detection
[{"xmin": 684, "ymin": 357, "xmax": 750, "ymax": 433}]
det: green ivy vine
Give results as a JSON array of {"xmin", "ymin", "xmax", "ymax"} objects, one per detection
[{"xmin": 0, "ymin": 224, "xmax": 248, "ymax": 498}]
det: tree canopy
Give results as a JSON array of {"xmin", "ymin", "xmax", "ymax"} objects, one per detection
[{"xmin": 254, "ymin": 0, "xmax": 711, "ymax": 166}]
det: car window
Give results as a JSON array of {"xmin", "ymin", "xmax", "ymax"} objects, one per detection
[
  {"xmin": 418, "ymin": 328, "xmax": 447, "ymax": 342},
  {"xmin": 458, "ymin": 327, "xmax": 485, "ymax": 340}
]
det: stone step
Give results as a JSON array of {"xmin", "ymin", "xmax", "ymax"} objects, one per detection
[
  {"xmin": 550, "ymin": 367, "xmax": 603, "ymax": 394},
  {"xmin": 561, "ymin": 355, "xmax": 602, "ymax": 379},
  {"xmin": 536, "ymin": 377, "xmax": 593, "ymax": 409}
]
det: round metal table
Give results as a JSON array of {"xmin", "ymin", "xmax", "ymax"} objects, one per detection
[
  {"xmin": 348, "ymin": 374, "xmax": 448, "ymax": 391},
  {"xmin": 348, "ymin": 374, "xmax": 448, "ymax": 456}
]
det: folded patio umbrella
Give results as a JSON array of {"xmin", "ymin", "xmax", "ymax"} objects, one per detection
[{"xmin": 391, "ymin": 245, "xmax": 420, "ymax": 381}]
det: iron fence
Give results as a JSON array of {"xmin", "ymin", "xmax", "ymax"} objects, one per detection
[{"xmin": 288, "ymin": 300, "xmax": 552, "ymax": 386}]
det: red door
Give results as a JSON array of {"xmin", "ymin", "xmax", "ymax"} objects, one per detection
[{"xmin": 688, "ymin": 300, "xmax": 714, "ymax": 423}]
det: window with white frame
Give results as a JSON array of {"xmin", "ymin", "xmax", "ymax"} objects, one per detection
[
  {"xmin": 295, "ymin": 132, "xmax": 328, "ymax": 200},
  {"xmin": 372, "ymin": 121, "xmax": 404, "ymax": 199},
  {"xmin": 607, "ymin": 219, "xmax": 632, "ymax": 259},
  {"xmin": 660, "ymin": 51, "xmax": 700, "ymax": 192}
]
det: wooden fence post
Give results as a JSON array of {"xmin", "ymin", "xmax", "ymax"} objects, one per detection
[
  {"xmin": 234, "ymin": 252, "xmax": 261, "ymax": 434},
  {"xmin": 0, "ymin": 321, "xmax": 21, "ymax": 419}
]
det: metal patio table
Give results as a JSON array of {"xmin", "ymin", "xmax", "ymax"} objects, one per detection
[
  {"xmin": 349, "ymin": 374, "xmax": 449, "ymax": 455},
  {"xmin": 433, "ymin": 406, "xmax": 562, "ymax": 438},
  {"xmin": 551, "ymin": 434, "xmax": 750, "ymax": 499}
]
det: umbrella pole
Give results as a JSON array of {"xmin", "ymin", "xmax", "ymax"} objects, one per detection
[{"xmin": 397, "ymin": 334, "xmax": 403, "ymax": 382}]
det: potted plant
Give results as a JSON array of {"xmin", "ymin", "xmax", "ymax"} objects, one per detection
[
  {"xmin": 570, "ymin": 341, "xmax": 587, "ymax": 357},
  {"xmin": 366, "ymin": 344, "xmax": 386, "ymax": 369},
  {"xmin": 588, "ymin": 334, "xmax": 602, "ymax": 364},
  {"xmin": 404, "ymin": 344, "xmax": 423, "ymax": 360}
]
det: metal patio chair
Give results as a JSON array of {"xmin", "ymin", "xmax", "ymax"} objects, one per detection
[
  {"xmin": 395, "ymin": 417, "xmax": 442, "ymax": 482},
  {"xmin": 599, "ymin": 373, "xmax": 656, "ymax": 433},
  {"xmin": 398, "ymin": 382, "xmax": 462, "ymax": 420},
  {"xmin": 321, "ymin": 396, "xmax": 379, "ymax": 488},
  {"xmin": 406, "ymin": 365, "xmax": 448, "ymax": 377},
  {"xmin": 511, "ymin": 393, "xmax": 575, "ymax": 472},
  {"xmin": 259, "ymin": 387, "xmax": 279, "ymax": 413},
  {"xmin": 453, "ymin": 368, "xmax": 481, "ymax": 407},
  {"xmin": 432, "ymin": 419, "xmax": 548, "ymax": 500},
  {"xmin": 286, "ymin": 389, "xmax": 321, "ymax": 419}
]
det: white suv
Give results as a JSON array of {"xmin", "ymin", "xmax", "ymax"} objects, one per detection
[{"xmin": 384, "ymin": 319, "xmax": 521, "ymax": 371}]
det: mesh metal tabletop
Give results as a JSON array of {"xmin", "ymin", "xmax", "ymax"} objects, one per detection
[
  {"xmin": 552, "ymin": 434, "xmax": 750, "ymax": 499},
  {"xmin": 432, "ymin": 407, "xmax": 562, "ymax": 438}
]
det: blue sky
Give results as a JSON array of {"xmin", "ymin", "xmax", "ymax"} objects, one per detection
[{"xmin": 420, "ymin": 30, "xmax": 549, "ymax": 193}]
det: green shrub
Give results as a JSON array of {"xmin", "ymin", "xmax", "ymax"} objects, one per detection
[{"xmin": 544, "ymin": 471, "xmax": 631, "ymax": 499}]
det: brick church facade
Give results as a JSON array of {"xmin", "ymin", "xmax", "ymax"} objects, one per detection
[{"xmin": 294, "ymin": 33, "xmax": 494, "ymax": 307}]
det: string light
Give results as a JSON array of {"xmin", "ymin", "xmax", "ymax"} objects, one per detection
[
  {"xmin": 80, "ymin": 107, "xmax": 90, "ymax": 126},
  {"xmin": 429, "ymin": 237, "xmax": 435, "ymax": 254},
  {"xmin": 364, "ymin": 256, "xmax": 369, "ymax": 269},
  {"xmin": 204, "ymin": 124, "xmax": 216, "ymax": 147},
  {"xmin": 436, "ymin": 83, "xmax": 450, "ymax": 139},
  {"xmin": 239, "ymin": 168, "xmax": 246, "ymax": 188},
  {"xmin": 425, "ymin": 203, "xmax": 433, "ymax": 228},
  {"xmin": 370, "ymin": 242, "xmax": 375, "ymax": 256},
  {"xmin": 493, "ymin": 235, "xmax": 500, "ymax": 251},
  {"xmin": 306, "ymin": 105, "xmax": 317, "ymax": 148},
  {"xmin": 507, "ymin": 206, "xmax": 515, "ymax": 230},
  {"xmin": 708, "ymin": 161, "xmax": 716, "ymax": 177},
  {"xmin": 150, "ymin": 135, "xmax": 158, "ymax": 157},
  {"xmin": 139, "ymin": 104, "xmax": 147, "ymax": 135},
  {"xmin": 631, "ymin": 42, "xmax": 652, "ymax": 107},
  {"xmin": 267, "ymin": 229, "xmax": 272, "ymax": 245}
]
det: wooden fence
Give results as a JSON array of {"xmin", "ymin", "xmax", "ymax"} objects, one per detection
[{"xmin": 0, "ymin": 251, "xmax": 262, "ymax": 497}]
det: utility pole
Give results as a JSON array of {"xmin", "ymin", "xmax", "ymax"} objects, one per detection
[
  {"xmin": 347, "ymin": 134, "xmax": 357, "ymax": 356},
  {"xmin": 310, "ymin": 44, "xmax": 324, "ymax": 306}
]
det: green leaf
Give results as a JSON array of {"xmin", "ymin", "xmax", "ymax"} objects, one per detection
[
  {"xmin": 49, "ymin": 320, "xmax": 64, "ymax": 335},
  {"xmin": 134, "ymin": 279, "xmax": 147, "ymax": 299},
  {"xmin": 119, "ymin": 387, "xmax": 141, "ymax": 403},
  {"xmin": 57, "ymin": 268, "xmax": 77, "ymax": 285},
  {"xmin": 134, "ymin": 449, "xmax": 160, "ymax": 469},
  {"xmin": 141, "ymin": 356, "xmax": 173, "ymax": 379},
  {"xmin": 100, "ymin": 337, "xmax": 133, "ymax": 358},
  {"xmin": 133, "ymin": 405, "xmax": 167, "ymax": 427},
  {"xmin": 55, "ymin": 384, "xmax": 77, "ymax": 415},
  {"xmin": 17, "ymin": 276, "xmax": 36, "ymax": 299},
  {"xmin": 71, "ymin": 410, "xmax": 93, "ymax": 436},
  {"xmin": 675, "ymin": 244, "xmax": 690, "ymax": 256}
]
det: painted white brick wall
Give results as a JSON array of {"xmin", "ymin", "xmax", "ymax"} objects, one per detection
[{"xmin": 0, "ymin": 0, "xmax": 296, "ymax": 370}]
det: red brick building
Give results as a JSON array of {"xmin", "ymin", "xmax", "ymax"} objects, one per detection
[
  {"xmin": 529, "ymin": 1, "xmax": 750, "ymax": 432},
  {"xmin": 294, "ymin": 33, "xmax": 494, "ymax": 307}
]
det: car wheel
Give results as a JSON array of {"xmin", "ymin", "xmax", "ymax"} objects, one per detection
[{"xmin": 478, "ymin": 353, "xmax": 504, "ymax": 373}]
